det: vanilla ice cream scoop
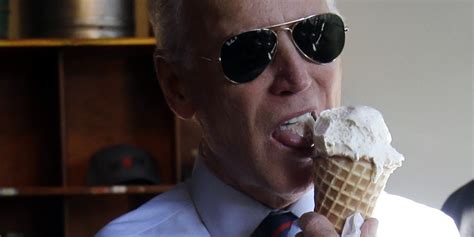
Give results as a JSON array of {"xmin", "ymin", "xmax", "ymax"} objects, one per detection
[{"xmin": 313, "ymin": 106, "xmax": 404, "ymax": 181}]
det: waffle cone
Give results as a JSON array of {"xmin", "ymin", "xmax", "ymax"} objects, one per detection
[{"xmin": 313, "ymin": 156, "xmax": 394, "ymax": 233}]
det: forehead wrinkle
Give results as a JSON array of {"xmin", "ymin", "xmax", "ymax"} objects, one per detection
[
  {"xmin": 185, "ymin": 0, "xmax": 332, "ymax": 51},
  {"xmin": 223, "ymin": 0, "xmax": 329, "ymax": 31},
  {"xmin": 212, "ymin": 1, "xmax": 273, "ymax": 37}
]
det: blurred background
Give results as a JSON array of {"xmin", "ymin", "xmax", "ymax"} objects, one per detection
[
  {"xmin": 4, "ymin": 0, "xmax": 150, "ymax": 38},
  {"xmin": 0, "ymin": 0, "xmax": 472, "ymax": 236},
  {"xmin": 338, "ymin": 0, "xmax": 473, "ymax": 209}
]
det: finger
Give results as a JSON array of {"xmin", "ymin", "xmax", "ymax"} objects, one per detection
[
  {"xmin": 299, "ymin": 212, "xmax": 339, "ymax": 237},
  {"xmin": 361, "ymin": 218, "xmax": 378, "ymax": 237}
]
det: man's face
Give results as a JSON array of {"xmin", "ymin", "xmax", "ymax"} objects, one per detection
[{"xmin": 181, "ymin": 0, "xmax": 342, "ymax": 201}]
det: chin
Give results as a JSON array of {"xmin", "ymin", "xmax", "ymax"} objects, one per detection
[
  {"xmin": 260, "ymin": 179, "xmax": 313, "ymax": 208},
  {"xmin": 264, "ymin": 170, "xmax": 314, "ymax": 199}
]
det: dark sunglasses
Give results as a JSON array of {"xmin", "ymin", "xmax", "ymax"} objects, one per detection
[{"xmin": 201, "ymin": 13, "xmax": 347, "ymax": 84}]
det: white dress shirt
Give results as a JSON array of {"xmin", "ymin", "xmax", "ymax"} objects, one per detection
[{"xmin": 96, "ymin": 157, "xmax": 460, "ymax": 237}]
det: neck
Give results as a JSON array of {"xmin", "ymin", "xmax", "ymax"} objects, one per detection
[{"xmin": 199, "ymin": 142, "xmax": 306, "ymax": 209}]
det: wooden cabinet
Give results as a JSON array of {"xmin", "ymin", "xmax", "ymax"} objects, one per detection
[{"xmin": 0, "ymin": 38, "xmax": 200, "ymax": 236}]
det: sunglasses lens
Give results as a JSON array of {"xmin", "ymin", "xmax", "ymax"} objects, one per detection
[
  {"xmin": 220, "ymin": 29, "xmax": 277, "ymax": 83},
  {"xmin": 292, "ymin": 13, "xmax": 345, "ymax": 63}
]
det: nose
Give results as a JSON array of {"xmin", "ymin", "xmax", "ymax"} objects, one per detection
[{"xmin": 268, "ymin": 31, "xmax": 312, "ymax": 96}]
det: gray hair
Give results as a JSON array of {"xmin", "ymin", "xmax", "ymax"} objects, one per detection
[
  {"xmin": 147, "ymin": 0, "xmax": 186, "ymax": 62},
  {"xmin": 147, "ymin": 0, "xmax": 340, "ymax": 62}
]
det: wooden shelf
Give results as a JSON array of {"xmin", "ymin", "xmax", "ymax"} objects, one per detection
[
  {"xmin": 0, "ymin": 35, "xmax": 202, "ymax": 236},
  {"xmin": 0, "ymin": 38, "xmax": 156, "ymax": 47},
  {"xmin": 0, "ymin": 41, "xmax": 179, "ymax": 237},
  {"xmin": 0, "ymin": 185, "xmax": 174, "ymax": 197}
]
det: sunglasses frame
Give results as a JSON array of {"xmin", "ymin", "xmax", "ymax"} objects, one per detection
[{"xmin": 201, "ymin": 13, "xmax": 348, "ymax": 84}]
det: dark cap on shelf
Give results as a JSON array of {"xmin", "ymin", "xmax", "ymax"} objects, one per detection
[{"xmin": 86, "ymin": 144, "xmax": 161, "ymax": 186}]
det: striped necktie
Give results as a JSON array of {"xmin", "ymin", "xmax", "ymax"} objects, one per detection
[{"xmin": 251, "ymin": 211, "xmax": 298, "ymax": 237}]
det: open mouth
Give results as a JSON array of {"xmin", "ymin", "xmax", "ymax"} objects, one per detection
[{"xmin": 272, "ymin": 112, "xmax": 317, "ymax": 149}]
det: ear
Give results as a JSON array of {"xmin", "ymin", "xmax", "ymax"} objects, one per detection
[{"xmin": 154, "ymin": 56, "xmax": 196, "ymax": 119}]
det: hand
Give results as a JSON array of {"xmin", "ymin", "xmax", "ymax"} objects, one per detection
[
  {"xmin": 360, "ymin": 218, "xmax": 378, "ymax": 237},
  {"xmin": 296, "ymin": 212, "xmax": 378, "ymax": 237}
]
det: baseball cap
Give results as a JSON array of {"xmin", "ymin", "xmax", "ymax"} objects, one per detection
[{"xmin": 86, "ymin": 144, "xmax": 161, "ymax": 186}]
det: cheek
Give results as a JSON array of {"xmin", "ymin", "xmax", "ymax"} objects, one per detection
[
  {"xmin": 205, "ymin": 86, "xmax": 268, "ymax": 154},
  {"xmin": 327, "ymin": 63, "xmax": 342, "ymax": 106},
  {"xmin": 331, "ymin": 61, "xmax": 343, "ymax": 106},
  {"xmin": 186, "ymin": 67, "xmax": 228, "ymax": 111},
  {"xmin": 320, "ymin": 60, "xmax": 341, "ymax": 85},
  {"xmin": 312, "ymin": 61, "xmax": 342, "ymax": 107},
  {"xmin": 194, "ymin": 83, "xmax": 255, "ymax": 142}
]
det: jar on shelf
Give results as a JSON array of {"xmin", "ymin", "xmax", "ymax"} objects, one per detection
[
  {"xmin": 0, "ymin": 0, "xmax": 8, "ymax": 38},
  {"xmin": 21, "ymin": 0, "xmax": 134, "ymax": 38}
]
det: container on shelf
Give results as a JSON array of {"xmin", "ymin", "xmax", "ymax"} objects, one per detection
[
  {"xmin": 0, "ymin": 0, "xmax": 8, "ymax": 38},
  {"xmin": 22, "ymin": 0, "xmax": 134, "ymax": 38}
]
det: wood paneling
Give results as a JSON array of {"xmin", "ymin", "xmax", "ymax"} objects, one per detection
[
  {"xmin": 0, "ymin": 197, "xmax": 63, "ymax": 236},
  {"xmin": 0, "ymin": 48, "xmax": 61, "ymax": 186},
  {"xmin": 61, "ymin": 46, "xmax": 175, "ymax": 186},
  {"xmin": 0, "ymin": 41, "xmax": 186, "ymax": 236}
]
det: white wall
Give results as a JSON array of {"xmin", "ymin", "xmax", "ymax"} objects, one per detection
[{"xmin": 337, "ymin": 0, "xmax": 473, "ymax": 209}]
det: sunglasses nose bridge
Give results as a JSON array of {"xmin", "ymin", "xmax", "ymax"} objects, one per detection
[
  {"xmin": 272, "ymin": 27, "xmax": 296, "ymax": 50},
  {"xmin": 272, "ymin": 27, "xmax": 293, "ymax": 36},
  {"xmin": 273, "ymin": 27, "xmax": 308, "ymax": 62}
]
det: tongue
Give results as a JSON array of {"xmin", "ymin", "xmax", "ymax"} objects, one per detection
[{"xmin": 273, "ymin": 129, "xmax": 313, "ymax": 148}]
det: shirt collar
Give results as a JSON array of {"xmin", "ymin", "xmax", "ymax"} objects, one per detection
[{"xmin": 188, "ymin": 156, "xmax": 314, "ymax": 237}]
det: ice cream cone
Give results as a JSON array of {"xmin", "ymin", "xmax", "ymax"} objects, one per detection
[
  {"xmin": 313, "ymin": 156, "xmax": 395, "ymax": 233},
  {"xmin": 310, "ymin": 106, "xmax": 404, "ymax": 233}
]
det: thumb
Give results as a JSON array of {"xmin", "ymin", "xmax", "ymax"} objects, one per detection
[{"xmin": 361, "ymin": 218, "xmax": 378, "ymax": 237}]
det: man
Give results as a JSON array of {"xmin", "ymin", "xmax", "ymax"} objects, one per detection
[
  {"xmin": 442, "ymin": 180, "xmax": 474, "ymax": 237},
  {"xmin": 97, "ymin": 0, "xmax": 460, "ymax": 236}
]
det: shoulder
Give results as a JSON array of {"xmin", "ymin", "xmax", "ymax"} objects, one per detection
[
  {"xmin": 96, "ymin": 183, "xmax": 210, "ymax": 237},
  {"xmin": 442, "ymin": 180, "xmax": 474, "ymax": 222},
  {"xmin": 373, "ymin": 192, "xmax": 460, "ymax": 237}
]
